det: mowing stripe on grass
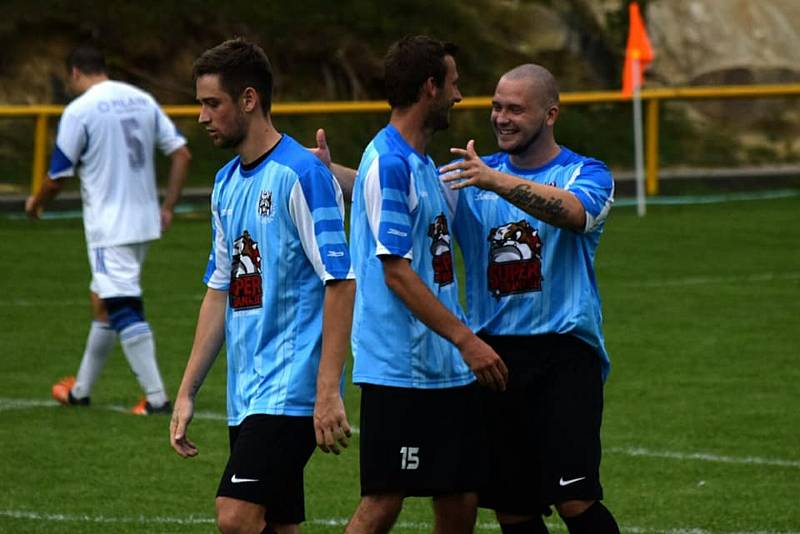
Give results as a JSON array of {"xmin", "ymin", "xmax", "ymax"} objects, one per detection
[
  {"xmin": 621, "ymin": 271, "xmax": 800, "ymax": 288},
  {"xmin": 5, "ymin": 293, "xmax": 205, "ymax": 307},
  {"xmin": 0, "ymin": 397, "xmax": 226, "ymax": 420},
  {"xmin": 1, "ymin": 510, "xmax": 798, "ymax": 533},
  {"xmin": 4, "ymin": 189, "xmax": 798, "ymax": 221},
  {"xmin": 614, "ymin": 189, "xmax": 800, "ymax": 207},
  {"xmin": 4, "ymin": 272, "xmax": 797, "ymax": 309},
  {"xmin": 2, "ymin": 398, "xmax": 799, "ymax": 470}
]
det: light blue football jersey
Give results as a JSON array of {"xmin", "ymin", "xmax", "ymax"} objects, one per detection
[
  {"xmin": 349, "ymin": 125, "xmax": 474, "ymax": 389},
  {"xmin": 203, "ymin": 135, "xmax": 354, "ymax": 425},
  {"xmin": 444, "ymin": 147, "xmax": 614, "ymax": 378}
]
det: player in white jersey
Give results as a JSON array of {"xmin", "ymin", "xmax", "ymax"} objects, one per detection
[
  {"xmin": 345, "ymin": 35, "xmax": 507, "ymax": 534},
  {"xmin": 169, "ymin": 39, "xmax": 354, "ymax": 534},
  {"xmin": 25, "ymin": 46, "xmax": 191, "ymax": 415},
  {"xmin": 440, "ymin": 64, "xmax": 619, "ymax": 534}
]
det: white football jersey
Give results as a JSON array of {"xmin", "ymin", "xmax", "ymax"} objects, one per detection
[{"xmin": 48, "ymin": 80, "xmax": 187, "ymax": 247}]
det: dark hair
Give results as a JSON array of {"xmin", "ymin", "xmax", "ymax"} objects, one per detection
[
  {"xmin": 66, "ymin": 46, "xmax": 107, "ymax": 75},
  {"xmin": 192, "ymin": 38, "xmax": 273, "ymax": 114},
  {"xmin": 384, "ymin": 35, "xmax": 457, "ymax": 109}
]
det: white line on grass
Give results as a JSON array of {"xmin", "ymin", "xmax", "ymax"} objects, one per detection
[
  {"xmin": 3, "ymin": 397, "xmax": 800, "ymax": 469},
  {"xmin": 0, "ymin": 397, "xmax": 225, "ymax": 420},
  {"xmin": 606, "ymin": 446, "xmax": 800, "ymax": 468},
  {"xmin": 621, "ymin": 271, "xmax": 800, "ymax": 288},
  {"xmin": 1, "ymin": 510, "xmax": 798, "ymax": 534},
  {"xmin": 5, "ymin": 293, "xmax": 205, "ymax": 307}
]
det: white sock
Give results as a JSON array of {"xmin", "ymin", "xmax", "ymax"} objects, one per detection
[
  {"xmin": 120, "ymin": 322, "xmax": 169, "ymax": 407},
  {"xmin": 72, "ymin": 321, "xmax": 116, "ymax": 399}
]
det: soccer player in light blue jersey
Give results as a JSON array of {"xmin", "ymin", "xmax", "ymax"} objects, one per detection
[
  {"xmin": 345, "ymin": 35, "xmax": 508, "ymax": 534},
  {"xmin": 169, "ymin": 39, "xmax": 355, "ymax": 534},
  {"xmin": 440, "ymin": 64, "xmax": 620, "ymax": 534},
  {"xmin": 26, "ymin": 46, "xmax": 191, "ymax": 415}
]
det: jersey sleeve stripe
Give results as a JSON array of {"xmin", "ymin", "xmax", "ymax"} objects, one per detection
[
  {"xmin": 204, "ymin": 198, "xmax": 231, "ymax": 289},
  {"xmin": 289, "ymin": 181, "xmax": 353, "ymax": 282},
  {"xmin": 311, "ymin": 206, "xmax": 344, "ymax": 221},
  {"xmin": 314, "ymin": 219, "xmax": 345, "ymax": 234},
  {"xmin": 48, "ymin": 145, "xmax": 75, "ymax": 178},
  {"xmin": 381, "ymin": 199, "xmax": 408, "ymax": 213}
]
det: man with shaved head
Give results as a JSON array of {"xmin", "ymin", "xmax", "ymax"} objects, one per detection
[{"xmin": 440, "ymin": 64, "xmax": 619, "ymax": 533}]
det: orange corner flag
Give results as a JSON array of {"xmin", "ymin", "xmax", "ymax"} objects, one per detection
[{"xmin": 622, "ymin": 1, "xmax": 654, "ymax": 96}]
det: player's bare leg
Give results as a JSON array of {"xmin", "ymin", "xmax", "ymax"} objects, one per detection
[
  {"xmin": 432, "ymin": 492, "xmax": 478, "ymax": 533},
  {"xmin": 216, "ymin": 496, "xmax": 301, "ymax": 534},
  {"xmin": 496, "ymin": 512, "xmax": 550, "ymax": 533},
  {"xmin": 345, "ymin": 494, "xmax": 403, "ymax": 534}
]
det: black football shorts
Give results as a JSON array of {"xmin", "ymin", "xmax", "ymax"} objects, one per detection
[
  {"xmin": 216, "ymin": 414, "xmax": 316, "ymax": 524},
  {"xmin": 358, "ymin": 382, "xmax": 486, "ymax": 497}
]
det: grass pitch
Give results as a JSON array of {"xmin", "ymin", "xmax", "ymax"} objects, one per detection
[{"xmin": 1, "ymin": 195, "xmax": 799, "ymax": 533}]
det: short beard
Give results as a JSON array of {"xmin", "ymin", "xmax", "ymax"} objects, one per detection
[
  {"xmin": 216, "ymin": 111, "xmax": 248, "ymax": 149},
  {"xmin": 216, "ymin": 130, "xmax": 246, "ymax": 150},
  {"xmin": 504, "ymin": 129, "xmax": 539, "ymax": 155},
  {"xmin": 425, "ymin": 101, "xmax": 452, "ymax": 133},
  {"xmin": 499, "ymin": 120, "xmax": 545, "ymax": 156}
]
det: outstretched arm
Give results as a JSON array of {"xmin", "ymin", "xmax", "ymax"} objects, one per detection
[
  {"xmin": 160, "ymin": 146, "xmax": 192, "ymax": 231},
  {"xmin": 441, "ymin": 140, "xmax": 586, "ymax": 231},
  {"xmin": 170, "ymin": 287, "xmax": 227, "ymax": 458},
  {"xmin": 314, "ymin": 279, "xmax": 355, "ymax": 454},
  {"xmin": 381, "ymin": 256, "xmax": 508, "ymax": 391},
  {"xmin": 308, "ymin": 128, "xmax": 356, "ymax": 202}
]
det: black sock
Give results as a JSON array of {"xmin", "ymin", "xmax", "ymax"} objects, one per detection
[
  {"xmin": 500, "ymin": 516, "xmax": 550, "ymax": 534},
  {"xmin": 562, "ymin": 501, "xmax": 619, "ymax": 534}
]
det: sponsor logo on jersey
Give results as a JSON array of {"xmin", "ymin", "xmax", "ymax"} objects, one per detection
[
  {"xmin": 487, "ymin": 220, "xmax": 542, "ymax": 297},
  {"xmin": 230, "ymin": 230, "xmax": 263, "ymax": 310},
  {"xmin": 427, "ymin": 213, "xmax": 454, "ymax": 287},
  {"xmin": 258, "ymin": 190, "xmax": 273, "ymax": 218},
  {"xmin": 475, "ymin": 190, "xmax": 499, "ymax": 201}
]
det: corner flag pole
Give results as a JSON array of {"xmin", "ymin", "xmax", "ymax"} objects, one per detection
[
  {"xmin": 622, "ymin": 1, "xmax": 654, "ymax": 217},
  {"xmin": 632, "ymin": 53, "xmax": 646, "ymax": 216}
]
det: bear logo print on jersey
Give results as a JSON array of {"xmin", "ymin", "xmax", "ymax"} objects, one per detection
[
  {"xmin": 229, "ymin": 230, "xmax": 263, "ymax": 310},
  {"xmin": 427, "ymin": 213, "xmax": 454, "ymax": 287},
  {"xmin": 487, "ymin": 220, "xmax": 542, "ymax": 298}
]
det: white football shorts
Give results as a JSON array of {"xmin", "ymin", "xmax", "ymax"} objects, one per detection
[{"xmin": 87, "ymin": 243, "xmax": 150, "ymax": 298}]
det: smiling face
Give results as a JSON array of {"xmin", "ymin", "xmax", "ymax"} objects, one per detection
[
  {"xmin": 196, "ymin": 73, "xmax": 248, "ymax": 149},
  {"xmin": 490, "ymin": 76, "xmax": 556, "ymax": 156}
]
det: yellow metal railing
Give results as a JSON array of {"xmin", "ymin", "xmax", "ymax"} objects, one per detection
[{"xmin": 3, "ymin": 83, "xmax": 800, "ymax": 196}]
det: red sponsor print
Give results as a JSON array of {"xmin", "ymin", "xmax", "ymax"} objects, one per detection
[
  {"xmin": 488, "ymin": 260, "xmax": 542, "ymax": 297},
  {"xmin": 428, "ymin": 213, "xmax": 454, "ymax": 287},
  {"xmin": 432, "ymin": 252, "xmax": 454, "ymax": 286},
  {"xmin": 230, "ymin": 274, "xmax": 263, "ymax": 310},
  {"xmin": 230, "ymin": 230, "xmax": 263, "ymax": 310}
]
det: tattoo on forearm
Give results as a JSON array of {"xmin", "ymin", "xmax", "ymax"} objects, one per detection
[{"xmin": 505, "ymin": 184, "xmax": 566, "ymax": 221}]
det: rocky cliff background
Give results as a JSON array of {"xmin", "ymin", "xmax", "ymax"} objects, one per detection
[{"xmin": 1, "ymin": 0, "xmax": 799, "ymax": 181}]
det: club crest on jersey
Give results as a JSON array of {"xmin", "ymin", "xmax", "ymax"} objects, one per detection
[
  {"xmin": 258, "ymin": 190, "xmax": 273, "ymax": 218},
  {"xmin": 487, "ymin": 220, "xmax": 542, "ymax": 298},
  {"xmin": 230, "ymin": 230, "xmax": 263, "ymax": 310},
  {"xmin": 427, "ymin": 213, "xmax": 454, "ymax": 287}
]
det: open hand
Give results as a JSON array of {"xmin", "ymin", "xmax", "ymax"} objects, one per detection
[{"xmin": 440, "ymin": 140, "xmax": 501, "ymax": 191}]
